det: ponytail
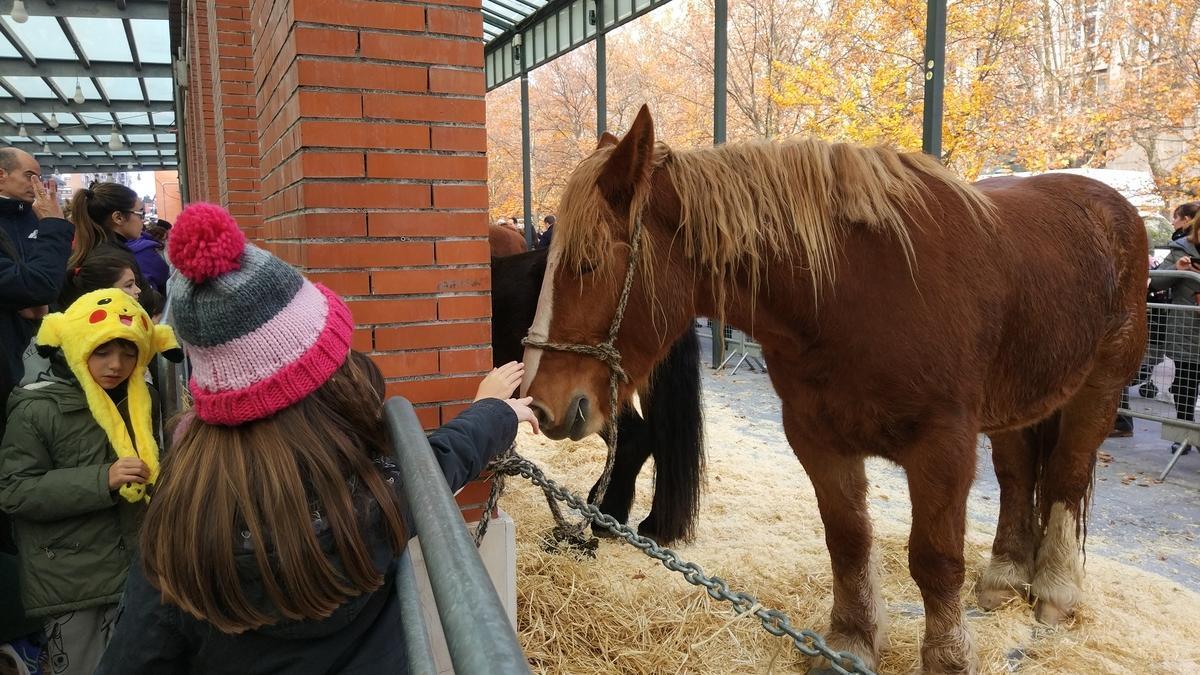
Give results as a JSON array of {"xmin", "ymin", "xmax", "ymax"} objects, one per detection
[{"xmin": 68, "ymin": 182, "xmax": 137, "ymax": 269}]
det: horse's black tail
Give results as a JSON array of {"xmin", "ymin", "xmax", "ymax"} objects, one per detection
[{"xmin": 640, "ymin": 328, "xmax": 706, "ymax": 544}]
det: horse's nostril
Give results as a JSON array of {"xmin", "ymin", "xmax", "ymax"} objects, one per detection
[
  {"xmin": 531, "ymin": 402, "xmax": 553, "ymax": 428},
  {"xmin": 576, "ymin": 397, "xmax": 589, "ymax": 426}
]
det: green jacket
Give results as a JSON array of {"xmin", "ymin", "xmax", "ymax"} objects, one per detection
[{"xmin": 0, "ymin": 371, "xmax": 154, "ymax": 617}]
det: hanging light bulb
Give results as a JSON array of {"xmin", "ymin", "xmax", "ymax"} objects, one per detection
[
  {"xmin": 48, "ymin": 113, "xmax": 59, "ymax": 129},
  {"xmin": 17, "ymin": 124, "xmax": 26, "ymax": 136},
  {"xmin": 11, "ymin": 0, "xmax": 29, "ymax": 24},
  {"xmin": 108, "ymin": 125, "xmax": 124, "ymax": 151},
  {"xmin": 42, "ymin": 142, "xmax": 50, "ymax": 154},
  {"xmin": 72, "ymin": 80, "xmax": 85, "ymax": 105}
]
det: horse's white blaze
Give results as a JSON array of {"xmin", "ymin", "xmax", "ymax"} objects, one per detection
[
  {"xmin": 1031, "ymin": 502, "xmax": 1083, "ymax": 613},
  {"xmin": 521, "ymin": 243, "xmax": 560, "ymax": 397}
]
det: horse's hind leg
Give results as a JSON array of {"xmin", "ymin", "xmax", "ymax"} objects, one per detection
[
  {"xmin": 977, "ymin": 423, "xmax": 1048, "ymax": 610},
  {"xmin": 782, "ymin": 412, "xmax": 885, "ymax": 671},
  {"xmin": 1030, "ymin": 383, "xmax": 1116, "ymax": 625}
]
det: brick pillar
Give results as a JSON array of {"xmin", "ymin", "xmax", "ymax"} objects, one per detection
[
  {"xmin": 250, "ymin": 0, "xmax": 490, "ymax": 431},
  {"xmin": 185, "ymin": 0, "xmax": 218, "ymax": 201},
  {"xmin": 206, "ymin": 0, "xmax": 262, "ymax": 242}
]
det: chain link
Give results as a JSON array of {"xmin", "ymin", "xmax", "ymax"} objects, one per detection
[{"xmin": 484, "ymin": 452, "xmax": 876, "ymax": 675}]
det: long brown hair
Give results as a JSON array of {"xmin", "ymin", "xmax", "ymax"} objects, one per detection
[
  {"xmin": 68, "ymin": 182, "xmax": 137, "ymax": 269},
  {"xmin": 139, "ymin": 351, "xmax": 407, "ymax": 634}
]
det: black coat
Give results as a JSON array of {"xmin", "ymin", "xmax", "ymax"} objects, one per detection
[
  {"xmin": 0, "ymin": 197, "xmax": 72, "ymax": 382},
  {"xmin": 96, "ymin": 398, "xmax": 518, "ymax": 675}
]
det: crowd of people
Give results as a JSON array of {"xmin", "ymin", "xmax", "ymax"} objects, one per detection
[
  {"xmin": 0, "ymin": 149, "xmax": 538, "ymax": 674},
  {"xmin": 494, "ymin": 213, "xmax": 556, "ymax": 249}
]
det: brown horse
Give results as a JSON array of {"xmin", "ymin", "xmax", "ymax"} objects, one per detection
[
  {"xmin": 520, "ymin": 105, "xmax": 1147, "ymax": 673},
  {"xmin": 489, "ymin": 222, "xmax": 527, "ymax": 256}
]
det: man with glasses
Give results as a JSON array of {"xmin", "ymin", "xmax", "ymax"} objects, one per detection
[
  {"xmin": 0, "ymin": 148, "xmax": 70, "ymax": 590},
  {"xmin": 0, "ymin": 148, "xmax": 71, "ymax": 397}
]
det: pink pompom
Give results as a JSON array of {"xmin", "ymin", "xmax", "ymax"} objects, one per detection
[{"xmin": 169, "ymin": 203, "xmax": 246, "ymax": 283}]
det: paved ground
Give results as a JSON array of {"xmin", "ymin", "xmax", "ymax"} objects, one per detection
[{"xmin": 695, "ymin": 342, "xmax": 1200, "ymax": 592}]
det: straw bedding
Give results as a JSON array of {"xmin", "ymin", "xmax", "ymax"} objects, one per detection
[{"xmin": 501, "ymin": 404, "xmax": 1200, "ymax": 674}]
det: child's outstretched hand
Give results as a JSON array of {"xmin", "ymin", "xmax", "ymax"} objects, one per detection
[
  {"xmin": 108, "ymin": 457, "xmax": 150, "ymax": 490},
  {"xmin": 506, "ymin": 396, "xmax": 540, "ymax": 435},
  {"xmin": 475, "ymin": 362, "xmax": 524, "ymax": 401}
]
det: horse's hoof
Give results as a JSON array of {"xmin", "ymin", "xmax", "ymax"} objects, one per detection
[
  {"xmin": 592, "ymin": 524, "xmax": 620, "ymax": 539},
  {"xmin": 976, "ymin": 586, "xmax": 1023, "ymax": 611},
  {"xmin": 1034, "ymin": 599, "xmax": 1072, "ymax": 626}
]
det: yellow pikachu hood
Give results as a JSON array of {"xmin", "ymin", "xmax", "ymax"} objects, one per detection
[{"xmin": 36, "ymin": 288, "xmax": 180, "ymax": 503}]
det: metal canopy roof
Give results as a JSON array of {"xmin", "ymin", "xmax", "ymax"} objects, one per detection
[
  {"xmin": 484, "ymin": 0, "xmax": 675, "ymax": 91},
  {"xmin": 0, "ymin": 0, "xmax": 177, "ymax": 174}
]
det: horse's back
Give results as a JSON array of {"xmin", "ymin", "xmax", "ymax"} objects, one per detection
[
  {"xmin": 489, "ymin": 224, "xmax": 527, "ymax": 257},
  {"xmin": 971, "ymin": 173, "xmax": 1147, "ymax": 429}
]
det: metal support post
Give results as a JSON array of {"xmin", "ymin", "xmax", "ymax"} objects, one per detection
[
  {"xmin": 711, "ymin": 0, "xmax": 728, "ymax": 368},
  {"xmin": 519, "ymin": 36, "xmax": 535, "ymax": 250},
  {"xmin": 595, "ymin": 0, "xmax": 607, "ymax": 135},
  {"xmin": 921, "ymin": 0, "xmax": 947, "ymax": 158}
]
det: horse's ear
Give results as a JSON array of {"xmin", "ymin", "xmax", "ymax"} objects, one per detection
[
  {"xmin": 597, "ymin": 104, "xmax": 655, "ymax": 213},
  {"xmin": 596, "ymin": 131, "xmax": 619, "ymax": 149}
]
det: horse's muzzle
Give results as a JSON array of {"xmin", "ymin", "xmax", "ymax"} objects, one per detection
[{"xmin": 533, "ymin": 394, "xmax": 591, "ymax": 441}]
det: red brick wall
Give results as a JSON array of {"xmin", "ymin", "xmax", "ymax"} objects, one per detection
[
  {"xmin": 246, "ymin": 0, "xmax": 492, "ymax": 431},
  {"xmin": 205, "ymin": 0, "xmax": 262, "ymax": 242},
  {"xmin": 184, "ymin": 0, "xmax": 495, "ymax": 520},
  {"xmin": 185, "ymin": 0, "xmax": 218, "ymax": 202}
]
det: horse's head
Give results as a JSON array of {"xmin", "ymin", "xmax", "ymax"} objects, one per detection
[{"xmin": 521, "ymin": 105, "xmax": 693, "ymax": 440}]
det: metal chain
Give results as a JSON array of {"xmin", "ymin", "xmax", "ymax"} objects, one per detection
[{"xmin": 484, "ymin": 451, "xmax": 876, "ymax": 675}]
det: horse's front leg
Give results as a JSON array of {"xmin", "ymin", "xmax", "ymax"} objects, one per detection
[
  {"xmin": 588, "ymin": 409, "xmax": 651, "ymax": 536},
  {"xmin": 783, "ymin": 411, "xmax": 885, "ymax": 672},
  {"xmin": 904, "ymin": 426, "xmax": 978, "ymax": 674}
]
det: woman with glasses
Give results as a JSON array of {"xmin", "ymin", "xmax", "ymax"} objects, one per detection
[{"xmin": 68, "ymin": 182, "xmax": 168, "ymax": 295}]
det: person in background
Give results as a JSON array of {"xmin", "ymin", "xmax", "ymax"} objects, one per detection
[
  {"xmin": 68, "ymin": 183, "xmax": 169, "ymax": 296},
  {"xmin": 21, "ymin": 245, "xmax": 164, "ymax": 386},
  {"xmin": 537, "ymin": 214, "xmax": 555, "ymax": 249},
  {"xmin": 97, "ymin": 203, "xmax": 538, "ymax": 674},
  {"xmin": 0, "ymin": 151, "xmax": 71, "ymax": 654},
  {"xmin": 0, "ymin": 288, "xmax": 179, "ymax": 675},
  {"xmin": 146, "ymin": 218, "xmax": 171, "ymax": 246},
  {"xmin": 0, "ymin": 148, "xmax": 71, "ymax": 394},
  {"xmin": 1146, "ymin": 208, "xmax": 1200, "ymax": 454}
]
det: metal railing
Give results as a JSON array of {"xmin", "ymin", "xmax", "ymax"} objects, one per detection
[
  {"xmin": 385, "ymin": 397, "xmax": 531, "ymax": 675},
  {"xmin": 694, "ymin": 319, "xmax": 766, "ymax": 374},
  {"xmin": 1116, "ymin": 269, "xmax": 1200, "ymax": 480}
]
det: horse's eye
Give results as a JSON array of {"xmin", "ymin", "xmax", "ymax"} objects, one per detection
[
  {"xmin": 579, "ymin": 262, "xmax": 596, "ymax": 275},
  {"xmin": 97, "ymin": 297, "xmax": 112, "ymax": 306}
]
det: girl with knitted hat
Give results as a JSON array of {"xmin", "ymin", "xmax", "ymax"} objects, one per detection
[
  {"xmin": 0, "ymin": 288, "xmax": 180, "ymax": 675},
  {"xmin": 97, "ymin": 203, "xmax": 538, "ymax": 674}
]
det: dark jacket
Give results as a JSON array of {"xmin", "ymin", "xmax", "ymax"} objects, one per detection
[
  {"xmin": 122, "ymin": 233, "xmax": 169, "ymax": 295},
  {"xmin": 0, "ymin": 359, "xmax": 152, "ymax": 617},
  {"xmin": 96, "ymin": 397, "xmax": 518, "ymax": 675},
  {"xmin": 0, "ymin": 197, "xmax": 72, "ymax": 382},
  {"xmin": 1149, "ymin": 237, "xmax": 1200, "ymax": 363},
  {"xmin": 536, "ymin": 225, "xmax": 553, "ymax": 249}
]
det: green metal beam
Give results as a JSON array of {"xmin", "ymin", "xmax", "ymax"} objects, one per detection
[
  {"xmin": 0, "ymin": 99, "xmax": 173, "ymax": 114},
  {"xmin": 16, "ymin": 0, "xmax": 169, "ymax": 20},
  {"xmin": 487, "ymin": 0, "xmax": 678, "ymax": 91},
  {"xmin": 0, "ymin": 57, "xmax": 172, "ymax": 79},
  {"xmin": 921, "ymin": 0, "xmax": 947, "ymax": 158}
]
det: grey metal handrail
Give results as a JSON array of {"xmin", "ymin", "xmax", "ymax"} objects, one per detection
[
  {"xmin": 395, "ymin": 547, "xmax": 438, "ymax": 675},
  {"xmin": 385, "ymin": 397, "xmax": 531, "ymax": 675}
]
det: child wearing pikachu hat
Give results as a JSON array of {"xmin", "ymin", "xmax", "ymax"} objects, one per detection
[{"xmin": 0, "ymin": 288, "xmax": 179, "ymax": 675}]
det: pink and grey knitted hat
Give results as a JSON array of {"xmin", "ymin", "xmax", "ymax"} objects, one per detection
[{"xmin": 167, "ymin": 203, "xmax": 353, "ymax": 425}]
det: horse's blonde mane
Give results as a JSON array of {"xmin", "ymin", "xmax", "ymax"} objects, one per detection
[{"xmin": 556, "ymin": 137, "xmax": 995, "ymax": 317}]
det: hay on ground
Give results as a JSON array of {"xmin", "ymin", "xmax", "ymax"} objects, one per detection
[{"xmin": 502, "ymin": 404, "xmax": 1200, "ymax": 674}]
